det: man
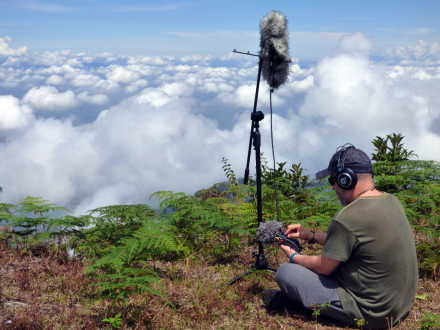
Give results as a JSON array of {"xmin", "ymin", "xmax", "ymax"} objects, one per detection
[{"xmin": 262, "ymin": 145, "xmax": 418, "ymax": 329}]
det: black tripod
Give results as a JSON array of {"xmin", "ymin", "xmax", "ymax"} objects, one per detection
[{"xmin": 218, "ymin": 58, "xmax": 277, "ymax": 288}]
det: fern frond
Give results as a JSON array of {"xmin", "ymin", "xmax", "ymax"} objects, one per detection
[{"xmin": 90, "ymin": 267, "xmax": 162, "ymax": 299}]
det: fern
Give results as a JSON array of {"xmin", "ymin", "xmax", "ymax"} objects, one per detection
[
  {"xmin": 90, "ymin": 266, "xmax": 162, "ymax": 300},
  {"xmin": 66, "ymin": 204, "xmax": 158, "ymax": 261},
  {"xmin": 2, "ymin": 197, "xmax": 70, "ymax": 249},
  {"xmin": 221, "ymin": 157, "xmax": 239, "ymax": 186},
  {"xmin": 85, "ymin": 218, "xmax": 183, "ymax": 300},
  {"xmin": 150, "ymin": 191, "xmax": 188, "ymax": 212}
]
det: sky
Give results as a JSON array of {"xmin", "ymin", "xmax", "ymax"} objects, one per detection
[{"xmin": 1, "ymin": 0, "xmax": 440, "ymax": 214}]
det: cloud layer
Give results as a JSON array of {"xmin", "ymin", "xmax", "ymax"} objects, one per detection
[{"xmin": 1, "ymin": 33, "xmax": 440, "ymax": 214}]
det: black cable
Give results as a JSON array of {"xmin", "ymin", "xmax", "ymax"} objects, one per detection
[{"xmin": 270, "ymin": 84, "xmax": 281, "ymax": 223}]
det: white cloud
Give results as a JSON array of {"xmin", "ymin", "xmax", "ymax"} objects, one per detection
[
  {"xmin": 0, "ymin": 117, "xmax": 100, "ymax": 204},
  {"xmin": 83, "ymin": 52, "xmax": 125, "ymax": 63},
  {"xmin": 22, "ymin": 86, "xmax": 80, "ymax": 111},
  {"xmin": 334, "ymin": 31, "xmax": 376, "ymax": 57},
  {"xmin": 290, "ymin": 75, "xmax": 314, "ymax": 93},
  {"xmin": 180, "ymin": 54, "xmax": 218, "ymax": 65},
  {"xmin": 0, "ymin": 36, "xmax": 28, "ymax": 57},
  {"xmin": 159, "ymin": 82, "xmax": 193, "ymax": 97},
  {"xmin": 33, "ymin": 50, "xmax": 71, "ymax": 66},
  {"xmin": 298, "ymin": 31, "xmax": 440, "ymax": 160},
  {"xmin": 127, "ymin": 56, "xmax": 171, "ymax": 65},
  {"xmin": 37, "ymin": 64, "xmax": 77, "ymax": 75},
  {"xmin": 74, "ymin": 181, "xmax": 140, "ymax": 216},
  {"xmin": 94, "ymin": 79, "xmax": 119, "ymax": 91},
  {"xmin": 198, "ymin": 82, "xmax": 234, "ymax": 93},
  {"xmin": 125, "ymin": 79, "xmax": 148, "ymax": 93},
  {"xmin": 65, "ymin": 58, "xmax": 83, "ymax": 67},
  {"xmin": 0, "ymin": 67, "xmax": 23, "ymax": 87},
  {"xmin": 106, "ymin": 66, "xmax": 142, "ymax": 83},
  {"xmin": 0, "ymin": 95, "xmax": 34, "ymax": 130},
  {"xmin": 125, "ymin": 65, "xmax": 156, "ymax": 76},
  {"xmin": 216, "ymin": 83, "xmax": 284, "ymax": 108},
  {"xmin": 1, "ymin": 56, "xmax": 24, "ymax": 67},
  {"xmin": 70, "ymin": 74, "xmax": 101, "ymax": 86},
  {"xmin": 77, "ymin": 91, "xmax": 109, "ymax": 105},
  {"xmin": 383, "ymin": 40, "xmax": 440, "ymax": 65},
  {"xmin": 125, "ymin": 85, "xmax": 138, "ymax": 93},
  {"xmin": 132, "ymin": 79, "xmax": 148, "ymax": 87},
  {"xmin": 0, "ymin": 93, "xmax": 244, "ymax": 211},
  {"xmin": 132, "ymin": 89, "xmax": 172, "ymax": 107},
  {"xmin": 46, "ymin": 74, "xmax": 65, "ymax": 85},
  {"xmin": 276, "ymin": 65, "xmax": 314, "ymax": 96}
]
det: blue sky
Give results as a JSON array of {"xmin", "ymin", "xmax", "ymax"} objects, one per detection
[
  {"xmin": 1, "ymin": 0, "xmax": 440, "ymax": 58},
  {"xmin": 0, "ymin": 0, "xmax": 440, "ymax": 213}
]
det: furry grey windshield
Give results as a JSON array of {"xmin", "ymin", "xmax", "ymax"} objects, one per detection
[{"xmin": 256, "ymin": 220, "xmax": 284, "ymax": 244}]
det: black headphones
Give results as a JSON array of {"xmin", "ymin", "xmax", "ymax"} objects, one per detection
[{"xmin": 336, "ymin": 144, "xmax": 358, "ymax": 190}]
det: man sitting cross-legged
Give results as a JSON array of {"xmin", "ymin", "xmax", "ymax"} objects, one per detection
[{"xmin": 262, "ymin": 145, "xmax": 418, "ymax": 330}]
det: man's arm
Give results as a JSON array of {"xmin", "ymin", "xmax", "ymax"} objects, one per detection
[
  {"xmin": 308, "ymin": 231, "xmax": 327, "ymax": 246},
  {"xmin": 284, "ymin": 223, "xmax": 327, "ymax": 245},
  {"xmin": 280, "ymin": 244, "xmax": 340, "ymax": 276}
]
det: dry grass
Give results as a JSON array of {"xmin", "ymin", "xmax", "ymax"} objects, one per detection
[{"xmin": 0, "ymin": 242, "xmax": 439, "ymax": 330}]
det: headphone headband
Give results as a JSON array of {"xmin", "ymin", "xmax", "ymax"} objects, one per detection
[
  {"xmin": 337, "ymin": 143, "xmax": 355, "ymax": 172},
  {"xmin": 336, "ymin": 144, "xmax": 357, "ymax": 190}
]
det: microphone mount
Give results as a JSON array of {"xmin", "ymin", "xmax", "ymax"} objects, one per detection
[
  {"xmin": 232, "ymin": 49, "xmax": 258, "ymax": 57},
  {"xmin": 233, "ymin": 49, "xmax": 293, "ymax": 62}
]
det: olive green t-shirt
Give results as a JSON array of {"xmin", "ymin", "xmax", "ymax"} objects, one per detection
[{"xmin": 322, "ymin": 193, "xmax": 418, "ymax": 329}]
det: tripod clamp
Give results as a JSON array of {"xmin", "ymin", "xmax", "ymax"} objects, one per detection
[
  {"xmin": 251, "ymin": 111, "xmax": 264, "ymax": 122},
  {"xmin": 251, "ymin": 111, "xmax": 264, "ymax": 153}
]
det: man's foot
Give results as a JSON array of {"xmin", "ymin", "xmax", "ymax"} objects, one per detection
[{"xmin": 261, "ymin": 289, "xmax": 307, "ymax": 312}]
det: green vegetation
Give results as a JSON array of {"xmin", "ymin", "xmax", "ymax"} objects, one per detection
[
  {"xmin": 0, "ymin": 133, "xmax": 439, "ymax": 329},
  {"xmin": 419, "ymin": 312, "xmax": 440, "ymax": 329},
  {"xmin": 102, "ymin": 314, "xmax": 123, "ymax": 329},
  {"xmin": 310, "ymin": 301, "xmax": 331, "ymax": 326},
  {"xmin": 354, "ymin": 318, "xmax": 366, "ymax": 330}
]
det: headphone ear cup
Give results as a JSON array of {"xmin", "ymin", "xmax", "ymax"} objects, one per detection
[{"xmin": 337, "ymin": 168, "xmax": 358, "ymax": 190}]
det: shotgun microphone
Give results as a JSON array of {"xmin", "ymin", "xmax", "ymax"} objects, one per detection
[{"xmin": 259, "ymin": 11, "xmax": 290, "ymax": 89}]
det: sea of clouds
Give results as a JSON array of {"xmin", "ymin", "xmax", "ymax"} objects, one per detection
[{"xmin": 1, "ymin": 32, "xmax": 440, "ymax": 215}]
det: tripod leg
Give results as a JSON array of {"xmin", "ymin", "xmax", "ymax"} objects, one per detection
[
  {"xmin": 216, "ymin": 270, "xmax": 254, "ymax": 289},
  {"xmin": 244, "ymin": 59, "xmax": 263, "ymax": 185}
]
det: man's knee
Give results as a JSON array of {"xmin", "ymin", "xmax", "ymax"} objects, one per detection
[
  {"xmin": 275, "ymin": 263, "xmax": 305, "ymax": 287},
  {"xmin": 275, "ymin": 263, "xmax": 290, "ymax": 286}
]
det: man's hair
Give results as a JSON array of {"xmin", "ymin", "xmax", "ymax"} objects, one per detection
[{"xmin": 357, "ymin": 172, "xmax": 373, "ymax": 182}]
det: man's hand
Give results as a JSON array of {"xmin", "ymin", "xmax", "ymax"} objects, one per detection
[
  {"xmin": 278, "ymin": 242, "xmax": 341, "ymax": 276},
  {"xmin": 284, "ymin": 224, "xmax": 313, "ymax": 241},
  {"xmin": 279, "ymin": 243, "xmax": 297, "ymax": 257}
]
